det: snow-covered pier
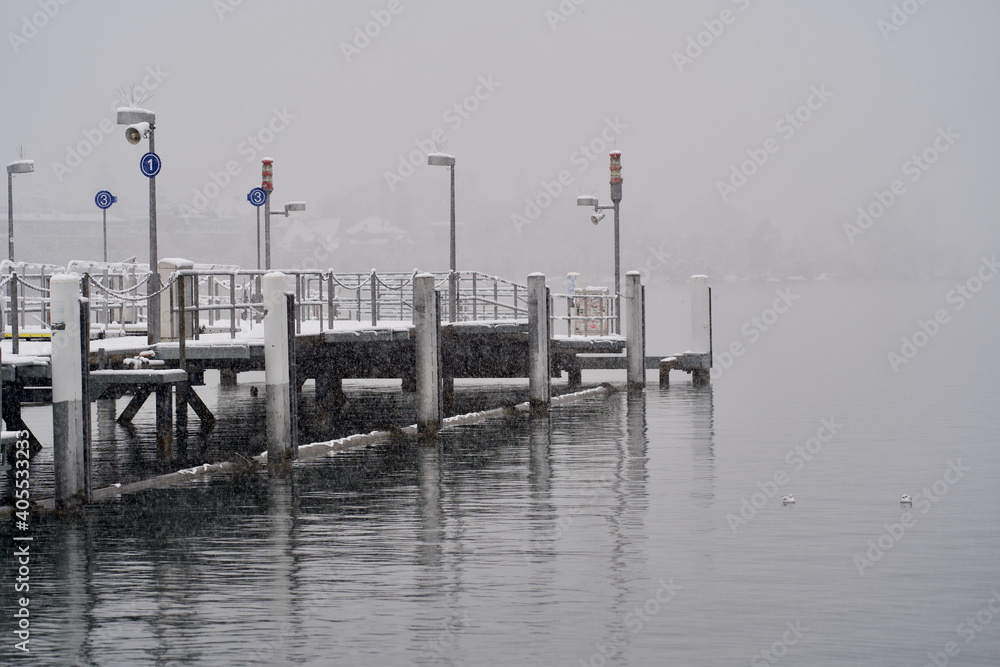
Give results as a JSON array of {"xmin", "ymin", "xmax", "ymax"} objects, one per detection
[{"xmin": 1, "ymin": 260, "xmax": 712, "ymax": 508}]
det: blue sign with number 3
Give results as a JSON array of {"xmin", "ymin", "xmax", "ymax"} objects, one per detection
[
  {"xmin": 95, "ymin": 190, "xmax": 117, "ymax": 210},
  {"xmin": 247, "ymin": 187, "xmax": 268, "ymax": 207}
]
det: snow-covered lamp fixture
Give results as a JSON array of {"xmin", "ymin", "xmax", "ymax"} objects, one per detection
[
  {"xmin": 6, "ymin": 160, "xmax": 33, "ymax": 175},
  {"xmin": 6, "ymin": 158, "xmax": 34, "ymax": 264},
  {"xmin": 427, "ymin": 152, "xmax": 456, "ymax": 167},
  {"xmin": 272, "ymin": 201, "xmax": 307, "ymax": 217}
]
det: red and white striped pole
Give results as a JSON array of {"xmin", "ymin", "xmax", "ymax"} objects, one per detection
[
  {"xmin": 609, "ymin": 151, "xmax": 623, "ymax": 333},
  {"xmin": 262, "ymin": 158, "xmax": 274, "ymax": 269}
]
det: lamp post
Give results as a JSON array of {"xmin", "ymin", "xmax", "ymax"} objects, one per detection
[
  {"xmin": 7, "ymin": 159, "xmax": 34, "ymax": 264},
  {"xmin": 117, "ymin": 107, "xmax": 159, "ymax": 343},
  {"xmin": 262, "ymin": 159, "xmax": 273, "ymax": 269},
  {"xmin": 577, "ymin": 151, "xmax": 623, "ymax": 333},
  {"xmin": 427, "ymin": 152, "xmax": 457, "ymax": 322},
  {"xmin": 6, "ymin": 158, "xmax": 32, "ymax": 352}
]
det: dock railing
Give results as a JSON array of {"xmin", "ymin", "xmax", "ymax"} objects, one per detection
[
  {"xmin": 165, "ymin": 269, "xmax": 534, "ymax": 340},
  {"xmin": 1, "ymin": 262, "xmax": 621, "ymax": 344},
  {"xmin": 0, "ymin": 260, "xmax": 151, "ymax": 344}
]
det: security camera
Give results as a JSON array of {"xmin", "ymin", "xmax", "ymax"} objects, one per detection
[
  {"xmin": 125, "ymin": 122, "xmax": 151, "ymax": 145},
  {"xmin": 591, "ymin": 212, "xmax": 605, "ymax": 225}
]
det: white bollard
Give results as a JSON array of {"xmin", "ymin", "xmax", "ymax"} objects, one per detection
[
  {"xmin": 527, "ymin": 273, "xmax": 550, "ymax": 408},
  {"xmin": 691, "ymin": 275, "xmax": 711, "ymax": 356},
  {"xmin": 626, "ymin": 271, "xmax": 645, "ymax": 390},
  {"xmin": 51, "ymin": 274, "xmax": 86, "ymax": 506},
  {"xmin": 263, "ymin": 272, "xmax": 292, "ymax": 461},
  {"xmin": 413, "ymin": 274, "xmax": 441, "ymax": 436}
]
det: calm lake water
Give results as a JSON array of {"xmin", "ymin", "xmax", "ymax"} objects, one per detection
[{"xmin": 2, "ymin": 280, "xmax": 999, "ymax": 666}]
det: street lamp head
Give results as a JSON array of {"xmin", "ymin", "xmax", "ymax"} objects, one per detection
[
  {"xmin": 427, "ymin": 152, "xmax": 456, "ymax": 167},
  {"xmin": 6, "ymin": 160, "xmax": 34, "ymax": 175},
  {"xmin": 591, "ymin": 212, "xmax": 605, "ymax": 225},
  {"xmin": 284, "ymin": 201, "xmax": 306, "ymax": 213},
  {"xmin": 124, "ymin": 122, "xmax": 152, "ymax": 145},
  {"xmin": 577, "ymin": 195, "xmax": 598, "ymax": 208},
  {"xmin": 117, "ymin": 107, "xmax": 155, "ymax": 126}
]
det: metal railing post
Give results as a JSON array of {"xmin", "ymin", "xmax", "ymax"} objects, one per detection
[
  {"xmin": 370, "ymin": 269, "xmax": 377, "ymax": 327},
  {"xmin": 208, "ymin": 275, "xmax": 215, "ymax": 327},
  {"xmin": 295, "ymin": 273, "xmax": 303, "ymax": 335},
  {"xmin": 11, "ymin": 273, "xmax": 19, "ymax": 355},
  {"xmin": 567, "ymin": 297, "xmax": 572, "ymax": 337},
  {"xmin": 102, "ymin": 268, "xmax": 109, "ymax": 327},
  {"xmin": 192, "ymin": 273, "xmax": 200, "ymax": 340},
  {"xmin": 327, "ymin": 273, "xmax": 334, "ymax": 329},
  {"xmin": 471, "ymin": 273, "xmax": 477, "ymax": 321},
  {"xmin": 229, "ymin": 273, "xmax": 236, "ymax": 339}
]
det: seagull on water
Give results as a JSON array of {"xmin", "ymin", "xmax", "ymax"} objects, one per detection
[
  {"xmin": 900, "ymin": 494, "xmax": 912, "ymax": 504},
  {"xmin": 782, "ymin": 495, "xmax": 795, "ymax": 504}
]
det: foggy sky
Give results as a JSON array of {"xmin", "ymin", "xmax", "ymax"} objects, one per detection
[{"xmin": 2, "ymin": 0, "xmax": 998, "ymax": 283}]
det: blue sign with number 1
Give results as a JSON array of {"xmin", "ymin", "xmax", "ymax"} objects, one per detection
[{"xmin": 140, "ymin": 152, "xmax": 161, "ymax": 178}]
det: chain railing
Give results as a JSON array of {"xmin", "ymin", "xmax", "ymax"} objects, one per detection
[
  {"xmin": 162, "ymin": 269, "xmax": 534, "ymax": 340},
  {"xmin": 0, "ymin": 261, "xmax": 619, "ymax": 347},
  {"xmin": 0, "ymin": 261, "xmax": 158, "ymax": 347}
]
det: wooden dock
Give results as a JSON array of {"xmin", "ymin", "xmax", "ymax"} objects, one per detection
[{"xmin": 1, "ymin": 263, "xmax": 713, "ymax": 508}]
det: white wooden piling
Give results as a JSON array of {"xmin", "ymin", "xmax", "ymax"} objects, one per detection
[
  {"xmin": 527, "ymin": 273, "xmax": 550, "ymax": 408},
  {"xmin": 51, "ymin": 274, "xmax": 86, "ymax": 506},
  {"xmin": 263, "ymin": 272, "xmax": 292, "ymax": 460},
  {"xmin": 691, "ymin": 275, "xmax": 711, "ymax": 355},
  {"xmin": 691, "ymin": 274, "xmax": 712, "ymax": 384},
  {"xmin": 413, "ymin": 274, "xmax": 441, "ymax": 437},
  {"xmin": 626, "ymin": 271, "xmax": 645, "ymax": 390}
]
